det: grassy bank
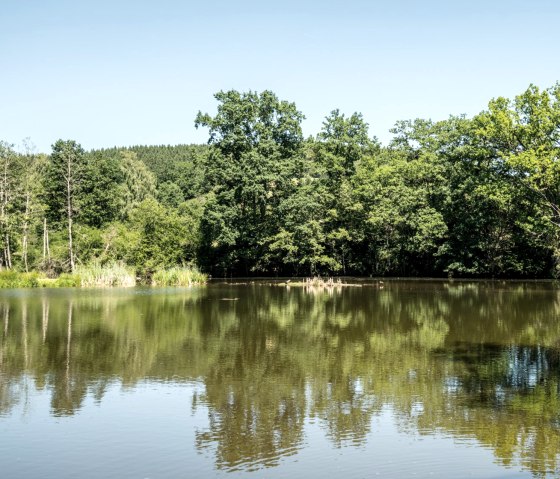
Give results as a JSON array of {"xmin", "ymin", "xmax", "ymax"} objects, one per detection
[
  {"xmin": 0, "ymin": 271, "xmax": 42, "ymax": 288},
  {"xmin": 0, "ymin": 264, "xmax": 207, "ymax": 288}
]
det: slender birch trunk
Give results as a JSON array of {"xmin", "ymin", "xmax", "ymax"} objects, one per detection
[
  {"xmin": 66, "ymin": 159, "xmax": 75, "ymax": 272},
  {"xmin": 22, "ymin": 190, "xmax": 30, "ymax": 272},
  {"xmin": 43, "ymin": 217, "xmax": 51, "ymax": 261},
  {"xmin": 1, "ymin": 153, "xmax": 11, "ymax": 269}
]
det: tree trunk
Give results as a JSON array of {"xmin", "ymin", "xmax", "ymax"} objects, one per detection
[
  {"xmin": 43, "ymin": 217, "xmax": 51, "ymax": 261},
  {"xmin": 1, "ymin": 155, "xmax": 10, "ymax": 270},
  {"xmin": 66, "ymin": 171, "xmax": 75, "ymax": 272},
  {"xmin": 4, "ymin": 234, "xmax": 11, "ymax": 269},
  {"xmin": 22, "ymin": 192, "xmax": 30, "ymax": 272},
  {"xmin": 0, "ymin": 201, "xmax": 6, "ymax": 270},
  {"xmin": 68, "ymin": 212, "xmax": 74, "ymax": 272}
]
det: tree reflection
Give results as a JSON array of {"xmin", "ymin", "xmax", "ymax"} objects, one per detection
[{"xmin": 0, "ymin": 282, "xmax": 559, "ymax": 475}]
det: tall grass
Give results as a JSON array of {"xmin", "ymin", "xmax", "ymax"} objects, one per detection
[
  {"xmin": 0, "ymin": 264, "xmax": 206, "ymax": 288},
  {"xmin": 37, "ymin": 273, "xmax": 82, "ymax": 288},
  {"xmin": 0, "ymin": 271, "xmax": 40, "ymax": 288},
  {"xmin": 151, "ymin": 267, "xmax": 207, "ymax": 287},
  {"xmin": 74, "ymin": 262, "xmax": 136, "ymax": 287}
]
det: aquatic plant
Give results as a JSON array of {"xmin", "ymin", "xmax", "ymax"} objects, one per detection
[
  {"xmin": 74, "ymin": 262, "xmax": 136, "ymax": 287},
  {"xmin": 151, "ymin": 266, "xmax": 207, "ymax": 286}
]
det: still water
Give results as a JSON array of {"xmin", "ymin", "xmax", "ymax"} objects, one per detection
[{"xmin": 1, "ymin": 280, "xmax": 559, "ymax": 478}]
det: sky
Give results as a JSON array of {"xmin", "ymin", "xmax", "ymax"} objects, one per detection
[{"xmin": 1, "ymin": 0, "xmax": 559, "ymax": 153}]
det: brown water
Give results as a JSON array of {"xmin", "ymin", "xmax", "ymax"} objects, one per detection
[{"xmin": 1, "ymin": 280, "xmax": 559, "ymax": 478}]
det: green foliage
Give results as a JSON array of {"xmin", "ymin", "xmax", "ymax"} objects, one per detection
[
  {"xmin": 43, "ymin": 139, "xmax": 84, "ymax": 225},
  {"xmin": 350, "ymin": 150, "xmax": 448, "ymax": 275},
  {"xmin": 74, "ymin": 261, "xmax": 136, "ymax": 287},
  {"xmin": 0, "ymin": 141, "xmax": 24, "ymax": 270},
  {"xmin": 1, "ymin": 84, "xmax": 560, "ymax": 279},
  {"xmin": 157, "ymin": 181, "xmax": 184, "ymax": 208},
  {"xmin": 318, "ymin": 109, "xmax": 379, "ymax": 178},
  {"xmin": 117, "ymin": 150, "xmax": 157, "ymax": 217},
  {"xmin": 261, "ymin": 171, "xmax": 338, "ymax": 275},
  {"xmin": 126, "ymin": 198, "xmax": 193, "ymax": 273},
  {"xmin": 195, "ymin": 90, "xmax": 304, "ymax": 159},
  {"xmin": 196, "ymin": 90, "xmax": 305, "ymax": 275},
  {"xmin": 474, "ymin": 83, "xmax": 560, "ymax": 274},
  {"xmin": 36, "ymin": 273, "xmax": 82, "ymax": 287},
  {"xmin": 151, "ymin": 266, "xmax": 207, "ymax": 286},
  {"xmin": 51, "ymin": 273, "xmax": 81, "ymax": 287},
  {"xmin": 79, "ymin": 150, "xmax": 123, "ymax": 227},
  {"xmin": 0, "ymin": 271, "xmax": 40, "ymax": 288},
  {"xmin": 73, "ymin": 224, "xmax": 105, "ymax": 263}
]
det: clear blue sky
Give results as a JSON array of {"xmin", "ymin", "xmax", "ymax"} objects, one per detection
[{"xmin": 1, "ymin": 0, "xmax": 559, "ymax": 153}]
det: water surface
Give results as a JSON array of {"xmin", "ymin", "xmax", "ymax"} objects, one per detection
[{"xmin": 1, "ymin": 280, "xmax": 559, "ymax": 478}]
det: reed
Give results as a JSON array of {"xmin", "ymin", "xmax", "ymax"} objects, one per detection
[
  {"xmin": 151, "ymin": 266, "xmax": 207, "ymax": 287},
  {"xmin": 74, "ymin": 262, "xmax": 136, "ymax": 287}
]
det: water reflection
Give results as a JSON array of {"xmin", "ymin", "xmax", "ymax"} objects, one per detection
[{"xmin": 0, "ymin": 282, "xmax": 560, "ymax": 476}]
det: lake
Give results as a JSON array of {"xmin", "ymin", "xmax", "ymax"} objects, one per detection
[{"xmin": 1, "ymin": 280, "xmax": 559, "ymax": 478}]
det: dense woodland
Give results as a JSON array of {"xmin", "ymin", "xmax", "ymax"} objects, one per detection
[{"xmin": 1, "ymin": 83, "xmax": 560, "ymax": 278}]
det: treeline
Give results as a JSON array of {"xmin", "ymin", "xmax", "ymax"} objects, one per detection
[{"xmin": 1, "ymin": 83, "xmax": 559, "ymax": 278}]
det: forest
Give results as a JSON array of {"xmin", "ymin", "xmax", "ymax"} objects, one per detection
[{"xmin": 1, "ymin": 83, "xmax": 559, "ymax": 279}]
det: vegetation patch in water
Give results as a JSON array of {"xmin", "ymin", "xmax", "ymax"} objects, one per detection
[
  {"xmin": 151, "ymin": 266, "xmax": 207, "ymax": 286},
  {"xmin": 275, "ymin": 277, "xmax": 364, "ymax": 288},
  {"xmin": 74, "ymin": 262, "xmax": 136, "ymax": 287}
]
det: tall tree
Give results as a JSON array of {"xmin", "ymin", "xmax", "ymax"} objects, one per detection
[
  {"xmin": 195, "ymin": 90, "xmax": 305, "ymax": 275},
  {"xmin": 118, "ymin": 150, "xmax": 156, "ymax": 218},
  {"xmin": 44, "ymin": 140, "xmax": 85, "ymax": 271},
  {"xmin": 350, "ymin": 149, "xmax": 448, "ymax": 275},
  {"xmin": 79, "ymin": 151, "xmax": 124, "ymax": 227},
  {"xmin": 314, "ymin": 111, "xmax": 379, "ymax": 272},
  {"xmin": 0, "ymin": 142, "xmax": 19, "ymax": 269},
  {"xmin": 18, "ymin": 140, "xmax": 44, "ymax": 272},
  {"xmin": 317, "ymin": 109, "xmax": 378, "ymax": 179},
  {"xmin": 474, "ymin": 83, "xmax": 560, "ymax": 274},
  {"xmin": 390, "ymin": 115, "xmax": 547, "ymax": 277}
]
